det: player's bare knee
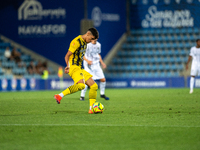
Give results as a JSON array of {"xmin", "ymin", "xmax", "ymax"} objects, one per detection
[{"xmin": 100, "ymin": 78, "xmax": 106, "ymax": 82}]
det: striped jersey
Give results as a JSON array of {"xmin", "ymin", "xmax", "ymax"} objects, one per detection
[{"xmin": 68, "ymin": 35, "xmax": 87, "ymax": 67}]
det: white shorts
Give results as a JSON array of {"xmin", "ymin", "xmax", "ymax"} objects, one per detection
[
  {"xmin": 191, "ymin": 62, "xmax": 200, "ymax": 76},
  {"xmin": 83, "ymin": 61, "xmax": 105, "ymax": 80}
]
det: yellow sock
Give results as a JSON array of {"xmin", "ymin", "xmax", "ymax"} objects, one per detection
[
  {"xmin": 62, "ymin": 83, "xmax": 85, "ymax": 96},
  {"xmin": 89, "ymin": 83, "xmax": 98, "ymax": 109},
  {"xmin": 89, "ymin": 99, "xmax": 96, "ymax": 109}
]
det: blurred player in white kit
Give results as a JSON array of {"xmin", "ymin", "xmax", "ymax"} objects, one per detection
[
  {"xmin": 186, "ymin": 39, "xmax": 200, "ymax": 94},
  {"xmin": 80, "ymin": 39, "xmax": 109, "ymax": 100}
]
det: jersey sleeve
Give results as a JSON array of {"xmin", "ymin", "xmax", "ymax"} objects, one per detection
[
  {"xmin": 68, "ymin": 39, "xmax": 80, "ymax": 53},
  {"xmin": 98, "ymin": 43, "xmax": 101, "ymax": 54},
  {"xmin": 189, "ymin": 47, "xmax": 194, "ymax": 57}
]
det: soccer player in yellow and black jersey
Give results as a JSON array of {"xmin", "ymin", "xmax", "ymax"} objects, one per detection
[{"xmin": 54, "ymin": 28, "xmax": 99, "ymax": 114}]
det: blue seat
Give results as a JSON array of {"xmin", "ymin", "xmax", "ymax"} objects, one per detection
[
  {"xmin": 33, "ymin": 74, "xmax": 42, "ymax": 79},
  {"xmin": 122, "ymin": 44, "xmax": 127, "ymax": 49},
  {"xmin": 174, "ymin": 50, "xmax": 179, "ymax": 56},
  {"xmin": 107, "ymin": 66, "xmax": 114, "ymax": 72},
  {"xmin": 154, "ymin": 51, "xmax": 161, "ymax": 56},
  {"xmin": 143, "ymin": 29, "xmax": 149, "ymax": 35},
  {"xmin": 1, "ymin": 61, "xmax": 16, "ymax": 68},
  {"xmin": 180, "ymin": 50, "xmax": 187, "ymax": 56},
  {"xmin": 153, "ymin": 72, "xmax": 160, "ymax": 78},
  {"xmin": 173, "ymin": 72, "xmax": 179, "ymax": 76},
  {"xmin": 160, "ymin": 72, "xmax": 166, "ymax": 77},
  {"xmin": 184, "ymin": 43, "xmax": 191, "ymax": 49},
  {"xmin": 0, "ymin": 43, "xmax": 11, "ymax": 49},
  {"xmin": 120, "ymin": 73, "xmax": 126, "ymax": 78},
  {"xmin": 194, "ymin": 28, "xmax": 199, "ymax": 34},
  {"xmin": 166, "ymin": 72, "xmax": 173, "ymax": 77},
  {"xmin": 21, "ymin": 55, "xmax": 31, "ymax": 61},
  {"xmin": 133, "ymin": 72, "xmax": 140, "ymax": 78},
  {"xmin": 162, "ymin": 28, "xmax": 168, "ymax": 34},
  {"xmin": 182, "ymin": 36, "xmax": 188, "ymax": 41},
  {"xmin": 0, "ymin": 67, "xmax": 4, "ymax": 75},
  {"xmin": 164, "ymin": 65, "xmax": 170, "ymax": 70},
  {"xmin": 154, "ymin": 29, "xmax": 162, "ymax": 35},
  {"xmin": 132, "ymin": 65, "xmax": 138, "ymax": 71},
  {"xmin": 157, "ymin": 64, "xmax": 164, "ymax": 71},
  {"xmin": 125, "ymin": 66, "xmax": 132, "ymax": 71},
  {"xmin": 156, "ymin": 57, "xmax": 163, "ymax": 63},
  {"xmin": 180, "ymin": 28, "xmax": 187, "ymax": 34},
  {"xmin": 146, "ymin": 72, "xmax": 154, "ymax": 77},
  {"xmin": 12, "ymin": 67, "xmax": 27, "ymax": 75},
  {"xmin": 144, "ymin": 65, "xmax": 151, "ymax": 71},
  {"xmin": 117, "ymin": 51, "xmax": 123, "ymax": 56},
  {"xmin": 24, "ymin": 74, "xmax": 34, "ymax": 79},
  {"xmin": 127, "ymin": 37, "xmax": 132, "ymax": 42},
  {"xmin": 143, "ymin": 57, "xmax": 150, "ymax": 63},
  {"xmin": 136, "ymin": 65, "xmax": 143, "ymax": 71},
  {"xmin": 176, "ymin": 36, "xmax": 182, "ymax": 41},
  {"xmin": 131, "ymin": 30, "xmax": 136, "ymax": 35},
  {"xmin": 174, "ymin": 28, "xmax": 180, "ymax": 34},
  {"xmin": 171, "ymin": 64, "xmax": 177, "ymax": 70},
  {"xmin": 171, "ymin": 43, "xmax": 178, "ymax": 49},
  {"xmin": 146, "ymin": 50, "xmax": 154, "ymax": 56},
  {"xmin": 178, "ymin": 64, "xmax": 184, "ymax": 70},
  {"xmin": 176, "ymin": 57, "xmax": 182, "ymax": 63},
  {"xmin": 148, "ymin": 58, "xmax": 156, "ymax": 64},
  {"xmin": 163, "ymin": 57, "xmax": 170, "ymax": 63},
  {"xmin": 168, "ymin": 28, "xmax": 174, "ymax": 34},
  {"xmin": 0, "ymin": 74, "xmax": 13, "ymax": 79},
  {"xmin": 150, "ymin": 65, "xmax": 157, "ymax": 71},
  {"xmin": 141, "ymin": 72, "xmax": 146, "ymax": 77},
  {"xmin": 48, "ymin": 74, "xmax": 59, "ymax": 79},
  {"xmin": 0, "ymin": 55, "xmax": 6, "ymax": 62},
  {"xmin": 133, "ymin": 44, "xmax": 140, "ymax": 49}
]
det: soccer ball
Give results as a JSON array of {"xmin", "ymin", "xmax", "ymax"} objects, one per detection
[{"xmin": 92, "ymin": 102, "xmax": 104, "ymax": 114}]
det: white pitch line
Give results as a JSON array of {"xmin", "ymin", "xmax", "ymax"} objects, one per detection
[{"xmin": 0, "ymin": 124, "xmax": 200, "ymax": 128}]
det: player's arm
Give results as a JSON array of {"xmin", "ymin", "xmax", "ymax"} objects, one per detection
[
  {"xmin": 64, "ymin": 51, "xmax": 72, "ymax": 74},
  {"xmin": 65, "ymin": 39, "xmax": 80, "ymax": 73},
  {"xmin": 83, "ymin": 56, "xmax": 92, "ymax": 65},
  {"xmin": 99, "ymin": 54, "xmax": 106, "ymax": 69},
  {"xmin": 186, "ymin": 55, "xmax": 192, "ymax": 70}
]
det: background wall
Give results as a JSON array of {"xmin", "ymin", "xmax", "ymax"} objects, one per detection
[
  {"xmin": 130, "ymin": 0, "xmax": 200, "ymax": 29},
  {"xmin": 0, "ymin": 0, "xmax": 126, "ymax": 66}
]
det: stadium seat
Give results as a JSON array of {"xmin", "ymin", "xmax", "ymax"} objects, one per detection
[
  {"xmin": 21, "ymin": 55, "xmax": 31, "ymax": 62},
  {"xmin": 160, "ymin": 72, "xmax": 166, "ymax": 77},
  {"xmin": 1, "ymin": 61, "xmax": 16, "ymax": 69},
  {"xmin": 0, "ymin": 55, "xmax": 6, "ymax": 62},
  {"xmin": 0, "ymin": 43, "xmax": 10, "ymax": 49},
  {"xmin": 0, "ymin": 67, "xmax": 4, "ymax": 75},
  {"xmin": 12, "ymin": 67, "xmax": 27, "ymax": 75},
  {"xmin": 108, "ymin": 26, "xmax": 196, "ymax": 78},
  {"xmin": 194, "ymin": 28, "xmax": 199, "ymax": 34}
]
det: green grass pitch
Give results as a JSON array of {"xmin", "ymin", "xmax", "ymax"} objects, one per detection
[{"xmin": 0, "ymin": 88, "xmax": 200, "ymax": 150}]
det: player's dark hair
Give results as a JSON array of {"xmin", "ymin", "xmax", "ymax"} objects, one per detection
[
  {"xmin": 196, "ymin": 39, "xmax": 200, "ymax": 42},
  {"xmin": 88, "ymin": 27, "xmax": 99, "ymax": 39}
]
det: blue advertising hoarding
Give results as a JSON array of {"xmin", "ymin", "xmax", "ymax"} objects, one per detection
[
  {"xmin": 87, "ymin": 0, "xmax": 126, "ymax": 58},
  {"xmin": 130, "ymin": 0, "xmax": 200, "ymax": 29},
  {"xmin": 0, "ymin": 77, "xmax": 185, "ymax": 91},
  {"xmin": 187, "ymin": 77, "xmax": 200, "ymax": 88},
  {"xmin": 0, "ymin": 0, "xmax": 126, "ymax": 66},
  {"xmin": 0, "ymin": 0, "xmax": 84, "ymax": 66}
]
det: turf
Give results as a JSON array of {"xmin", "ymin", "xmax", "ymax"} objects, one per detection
[{"xmin": 0, "ymin": 88, "xmax": 200, "ymax": 150}]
